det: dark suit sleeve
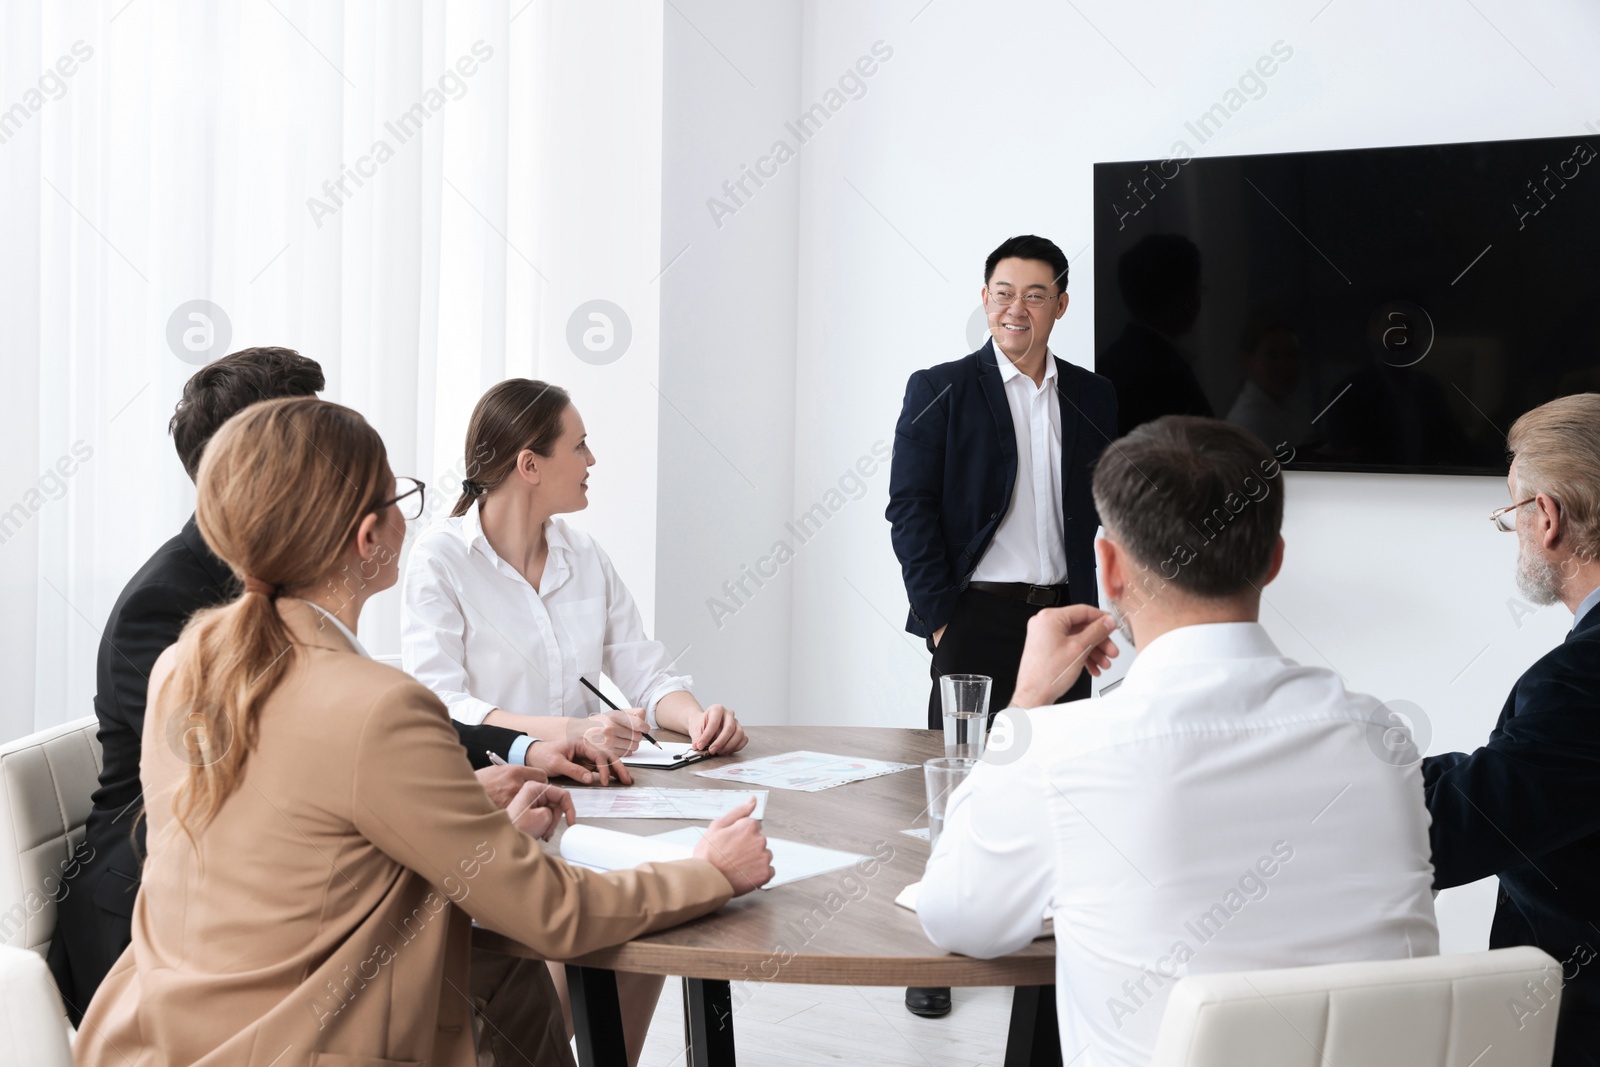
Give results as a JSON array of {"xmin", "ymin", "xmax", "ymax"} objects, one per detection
[
  {"xmin": 886, "ymin": 370, "xmax": 960, "ymax": 637},
  {"xmin": 452, "ymin": 720, "xmax": 527, "ymax": 770},
  {"xmin": 102, "ymin": 582, "xmax": 201, "ymax": 812},
  {"xmin": 1423, "ymin": 669, "xmax": 1600, "ymax": 889}
]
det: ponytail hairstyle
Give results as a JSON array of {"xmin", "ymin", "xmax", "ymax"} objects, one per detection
[
  {"xmin": 163, "ymin": 397, "xmax": 390, "ymax": 839},
  {"xmin": 451, "ymin": 379, "xmax": 572, "ymax": 517}
]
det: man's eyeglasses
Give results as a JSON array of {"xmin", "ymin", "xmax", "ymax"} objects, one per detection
[
  {"xmin": 1489, "ymin": 497, "xmax": 1536, "ymax": 533},
  {"xmin": 988, "ymin": 289, "xmax": 1059, "ymax": 309},
  {"xmin": 377, "ymin": 477, "xmax": 427, "ymax": 522}
]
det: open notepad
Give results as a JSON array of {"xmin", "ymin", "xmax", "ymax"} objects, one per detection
[
  {"xmin": 559, "ymin": 825, "xmax": 868, "ymax": 890},
  {"xmin": 621, "ymin": 740, "xmax": 713, "ymax": 769}
]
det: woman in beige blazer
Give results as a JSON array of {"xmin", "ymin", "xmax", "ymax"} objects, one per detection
[{"xmin": 76, "ymin": 397, "xmax": 771, "ymax": 1067}]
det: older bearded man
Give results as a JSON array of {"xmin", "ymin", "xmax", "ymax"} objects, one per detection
[{"xmin": 1424, "ymin": 392, "xmax": 1600, "ymax": 1067}]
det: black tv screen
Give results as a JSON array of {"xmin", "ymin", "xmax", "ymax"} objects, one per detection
[{"xmin": 1093, "ymin": 134, "xmax": 1600, "ymax": 474}]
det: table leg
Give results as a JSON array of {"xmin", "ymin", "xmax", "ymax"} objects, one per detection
[
  {"xmin": 565, "ymin": 965, "xmax": 628, "ymax": 1067},
  {"xmin": 683, "ymin": 977, "xmax": 737, "ymax": 1067},
  {"xmin": 1004, "ymin": 985, "xmax": 1062, "ymax": 1067}
]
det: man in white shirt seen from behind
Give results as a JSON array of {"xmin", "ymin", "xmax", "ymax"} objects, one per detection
[{"xmin": 918, "ymin": 415, "xmax": 1439, "ymax": 1067}]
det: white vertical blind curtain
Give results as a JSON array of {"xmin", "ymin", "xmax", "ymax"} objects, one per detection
[{"xmin": 0, "ymin": 1, "xmax": 549, "ymax": 742}]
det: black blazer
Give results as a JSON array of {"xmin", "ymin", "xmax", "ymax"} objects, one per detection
[
  {"xmin": 47, "ymin": 516, "xmax": 527, "ymax": 1022},
  {"xmin": 1423, "ymin": 604, "xmax": 1600, "ymax": 1024},
  {"xmin": 886, "ymin": 342, "xmax": 1118, "ymax": 638}
]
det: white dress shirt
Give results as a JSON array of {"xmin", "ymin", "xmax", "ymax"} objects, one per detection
[
  {"xmin": 307, "ymin": 596, "xmax": 538, "ymax": 766},
  {"xmin": 401, "ymin": 503, "xmax": 692, "ymax": 730},
  {"xmin": 298, "ymin": 599, "xmax": 370, "ymax": 658},
  {"xmin": 969, "ymin": 347, "xmax": 1068, "ymax": 585},
  {"xmin": 1574, "ymin": 583, "xmax": 1600, "ymax": 631},
  {"xmin": 918, "ymin": 622, "xmax": 1438, "ymax": 1067}
]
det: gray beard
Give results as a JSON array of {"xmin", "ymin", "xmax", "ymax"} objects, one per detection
[{"xmin": 1515, "ymin": 534, "xmax": 1563, "ymax": 606}]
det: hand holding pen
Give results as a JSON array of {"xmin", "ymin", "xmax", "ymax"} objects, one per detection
[{"xmin": 579, "ymin": 677, "xmax": 653, "ymax": 757}]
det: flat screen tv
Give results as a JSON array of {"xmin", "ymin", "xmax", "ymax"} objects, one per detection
[{"xmin": 1093, "ymin": 134, "xmax": 1600, "ymax": 474}]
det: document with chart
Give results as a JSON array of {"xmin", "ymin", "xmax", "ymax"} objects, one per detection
[
  {"xmin": 696, "ymin": 750, "xmax": 916, "ymax": 792},
  {"xmin": 565, "ymin": 787, "xmax": 768, "ymax": 821}
]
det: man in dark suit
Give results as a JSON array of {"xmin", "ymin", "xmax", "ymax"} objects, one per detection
[
  {"xmin": 1422, "ymin": 393, "xmax": 1600, "ymax": 1067},
  {"xmin": 1099, "ymin": 233, "xmax": 1212, "ymax": 436},
  {"xmin": 48, "ymin": 349, "xmax": 608, "ymax": 1047},
  {"xmin": 887, "ymin": 235, "xmax": 1117, "ymax": 1018}
]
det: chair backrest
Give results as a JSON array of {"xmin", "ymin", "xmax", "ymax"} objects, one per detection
[
  {"xmin": 1150, "ymin": 946, "xmax": 1561, "ymax": 1067},
  {"xmin": 0, "ymin": 717, "xmax": 102, "ymax": 956},
  {"xmin": 0, "ymin": 944, "xmax": 74, "ymax": 1066}
]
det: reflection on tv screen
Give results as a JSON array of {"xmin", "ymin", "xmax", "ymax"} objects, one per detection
[{"xmin": 1093, "ymin": 134, "xmax": 1600, "ymax": 475}]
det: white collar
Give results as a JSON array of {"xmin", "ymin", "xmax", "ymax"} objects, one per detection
[
  {"xmin": 457, "ymin": 500, "xmax": 571, "ymax": 593},
  {"xmin": 1121, "ymin": 621, "xmax": 1281, "ymax": 684},
  {"xmin": 993, "ymin": 344, "xmax": 1057, "ymax": 387},
  {"xmin": 1574, "ymin": 583, "xmax": 1600, "ymax": 631},
  {"xmin": 295, "ymin": 599, "xmax": 371, "ymax": 659},
  {"xmin": 458, "ymin": 497, "xmax": 492, "ymax": 553}
]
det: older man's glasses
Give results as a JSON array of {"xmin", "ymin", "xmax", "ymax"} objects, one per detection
[{"xmin": 1489, "ymin": 498, "xmax": 1536, "ymax": 532}]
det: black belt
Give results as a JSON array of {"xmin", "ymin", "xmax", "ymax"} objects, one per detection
[{"xmin": 967, "ymin": 581, "xmax": 1070, "ymax": 607}]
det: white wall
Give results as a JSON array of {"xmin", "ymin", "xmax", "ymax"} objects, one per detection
[
  {"xmin": 656, "ymin": 0, "xmax": 1600, "ymax": 956},
  {"xmin": 656, "ymin": 0, "xmax": 804, "ymax": 726}
]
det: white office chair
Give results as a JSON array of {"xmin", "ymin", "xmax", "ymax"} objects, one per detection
[
  {"xmin": 1150, "ymin": 946, "xmax": 1562, "ymax": 1067},
  {"xmin": 0, "ymin": 945, "xmax": 74, "ymax": 1067},
  {"xmin": 0, "ymin": 715, "xmax": 102, "ymax": 1067}
]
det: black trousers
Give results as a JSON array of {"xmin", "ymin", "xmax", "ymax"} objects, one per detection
[
  {"xmin": 1554, "ymin": 991, "xmax": 1600, "ymax": 1067},
  {"xmin": 926, "ymin": 586, "xmax": 1091, "ymax": 728}
]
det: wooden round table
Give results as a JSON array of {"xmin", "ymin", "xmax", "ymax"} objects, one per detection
[{"xmin": 474, "ymin": 726, "xmax": 1061, "ymax": 1067}]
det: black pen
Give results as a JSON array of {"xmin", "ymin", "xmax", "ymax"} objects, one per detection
[{"xmin": 579, "ymin": 676, "xmax": 660, "ymax": 748}]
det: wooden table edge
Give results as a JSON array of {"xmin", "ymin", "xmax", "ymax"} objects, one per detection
[{"xmin": 472, "ymin": 926, "xmax": 1057, "ymax": 987}]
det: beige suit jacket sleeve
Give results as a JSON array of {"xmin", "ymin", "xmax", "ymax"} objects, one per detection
[{"xmin": 350, "ymin": 679, "xmax": 734, "ymax": 958}]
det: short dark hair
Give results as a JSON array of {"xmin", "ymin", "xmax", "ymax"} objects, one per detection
[
  {"xmin": 1091, "ymin": 416, "xmax": 1284, "ymax": 599},
  {"xmin": 169, "ymin": 347, "xmax": 325, "ymax": 480},
  {"xmin": 1116, "ymin": 234, "xmax": 1200, "ymax": 322},
  {"xmin": 984, "ymin": 235, "xmax": 1069, "ymax": 291}
]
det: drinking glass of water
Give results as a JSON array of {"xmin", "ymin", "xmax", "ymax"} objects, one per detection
[
  {"xmin": 939, "ymin": 673, "xmax": 991, "ymax": 758},
  {"xmin": 924, "ymin": 757, "xmax": 978, "ymax": 848}
]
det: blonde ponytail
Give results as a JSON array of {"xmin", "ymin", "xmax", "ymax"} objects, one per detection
[{"xmin": 162, "ymin": 397, "xmax": 389, "ymax": 838}]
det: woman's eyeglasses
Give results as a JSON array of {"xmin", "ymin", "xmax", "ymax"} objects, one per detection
[{"xmin": 377, "ymin": 477, "xmax": 427, "ymax": 522}]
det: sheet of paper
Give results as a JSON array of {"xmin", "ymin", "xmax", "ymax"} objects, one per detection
[
  {"xmin": 900, "ymin": 827, "xmax": 930, "ymax": 841},
  {"xmin": 621, "ymin": 740, "xmax": 703, "ymax": 767},
  {"xmin": 695, "ymin": 750, "xmax": 916, "ymax": 792},
  {"xmin": 559, "ymin": 824, "xmax": 694, "ymax": 872},
  {"xmin": 649, "ymin": 827, "xmax": 869, "ymax": 890},
  {"xmin": 565, "ymin": 787, "xmax": 767, "ymax": 821}
]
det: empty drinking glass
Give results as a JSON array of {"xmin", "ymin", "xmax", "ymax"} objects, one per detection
[{"xmin": 924, "ymin": 757, "xmax": 978, "ymax": 848}]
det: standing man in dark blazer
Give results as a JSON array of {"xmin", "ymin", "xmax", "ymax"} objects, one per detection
[
  {"xmin": 889, "ymin": 234, "xmax": 1118, "ymax": 724},
  {"xmin": 1423, "ymin": 393, "xmax": 1600, "ymax": 1067},
  {"xmin": 887, "ymin": 235, "xmax": 1117, "ymax": 1018},
  {"xmin": 48, "ymin": 348, "xmax": 608, "ymax": 1062}
]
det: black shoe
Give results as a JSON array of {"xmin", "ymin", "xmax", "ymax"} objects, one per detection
[{"xmin": 904, "ymin": 986, "xmax": 952, "ymax": 1017}]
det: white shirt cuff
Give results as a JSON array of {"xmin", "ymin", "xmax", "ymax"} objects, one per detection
[
  {"xmin": 643, "ymin": 678, "xmax": 694, "ymax": 731},
  {"xmin": 447, "ymin": 695, "xmax": 499, "ymax": 726}
]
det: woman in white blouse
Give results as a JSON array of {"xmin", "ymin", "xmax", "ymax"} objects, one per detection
[
  {"xmin": 401, "ymin": 378, "xmax": 749, "ymax": 1064},
  {"xmin": 402, "ymin": 378, "xmax": 748, "ymax": 757}
]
